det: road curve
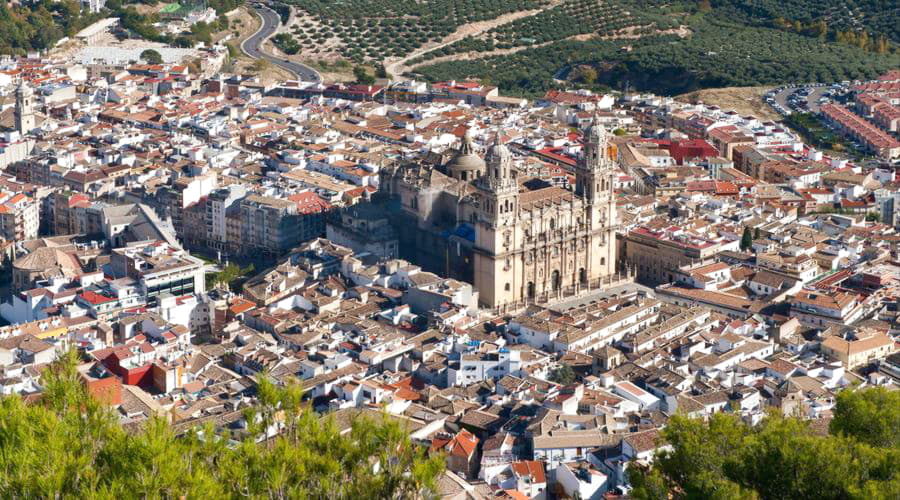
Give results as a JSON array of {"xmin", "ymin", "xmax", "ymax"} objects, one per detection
[{"xmin": 241, "ymin": 3, "xmax": 321, "ymax": 83}]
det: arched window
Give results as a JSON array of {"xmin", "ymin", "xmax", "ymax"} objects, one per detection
[
  {"xmin": 551, "ymin": 270, "xmax": 561, "ymax": 291},
  {"xmin": 504, "ymin": 283, "xmax": 511, "ymax": 291},
  {"xmin": 527, "ymin": 282, "xmax": 535, "ymax": 299},
  {"xmin": 579, "ymin": 268, "xmax": 587, "ymax": 284},
  {"xmin": 601, "ymin": 257, "xmax": 606, "ymax": 266}
]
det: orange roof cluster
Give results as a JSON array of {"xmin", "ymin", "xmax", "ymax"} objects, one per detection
[{"xmin": 821, "ymin": 104, "xmax": 899, "ymax": 151}]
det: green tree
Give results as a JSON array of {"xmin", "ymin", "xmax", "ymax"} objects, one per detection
[
  {"xmin": 630, "ymin": 388, "xmax": 900, "ymax": 499},
  {"xmin": 375, "ymin": 62, "xmax": 388, "ymax": 78},
  {"xmin": 575, "ymin": 66, "xmax": 598, "ymax": 85},
  {"xmin": 740, "ymin": 226, "xmax": 753, "ymax": 251},
  {"xmin": 549, "ymin": 364, "xmax": 576, "ymax": 385},
  {"xmin": 830, "ymin": 386, "xmax": 900, "ymax": 448},
  {"xmin": 140, "ymin": 49, "xmax": 164, "ymax": 64},
  {"xmin": 225, "ymin": 41, "xmax": 238, "ymax": 59},
  {"xmin": 208, "ymin": 262, "xmax": 254, "ymax": 292},
  {"xmin": 353, "ymin": 65, "xmax": 375, "ymax": 85},
  {"xmin": 640, "ymin": 413, "xmax": 750, "ymax": 499},
  {"xmin": 0, "ymin": 352, "xmax": 444, "ymax": 497},
  {"xmin": 753, "ymin": 227, "xmax": 761, "ymax": 239}
]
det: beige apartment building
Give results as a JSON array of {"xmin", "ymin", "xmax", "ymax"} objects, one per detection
[
  {"xmin": 622, "ymin": 227, "xmax": 725, "ymax": 286},
  {"xmin": 821, "ymin": 331, "xmax": 895, "ymax": 369}
]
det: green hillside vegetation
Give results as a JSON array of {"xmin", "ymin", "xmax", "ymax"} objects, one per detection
[
  {"xmin": 710, "ymin": 0, "xmax": 899, "ymax": 45},
  {"xmin": 279, "ymin": 0, "xmax": 547, "ymax": 61},
  {"xmin": 0, "ymin": 0, "xmax": 106, "ymax": 54},
  {"xmin": 0, "ymin": 0, "xmax": 242, "ymax": 54},
  {"xmin": 115, "ymin": 5, "xmax": 233, "ymax": 47},
  {"xmin": 0, "ymin": 350, "xmax": 444, "ymax": 498},
  {"xmin": 631, "ymin": 387, "xmax": 900, "ymax": 499},
  {"xmin": 414, "ymin": 13, "xmax": 900, "ymax": 96},
  {"xmin": 412, "ymin": 0, "xmax": 653, "ymax": 62}
]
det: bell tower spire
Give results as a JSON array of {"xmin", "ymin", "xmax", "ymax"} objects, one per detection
[
  {"xmin": 15, "ymin": 79, "xmax": 35, "ymax": 134},
  {"xmin": 481, "ymin": 133, "xmax": 516, "ymax": 193},
  {"xmin": 477, "ymin": 134, "xmax": 518, "ymax": 228},
  {"xmin": 576, "ymin": 114, "xmax": 613, "ymax": 203}
]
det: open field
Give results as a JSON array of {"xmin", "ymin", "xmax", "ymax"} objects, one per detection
[{"xmin": 676, "ymin": 87, "xmax": 780, "ymax": 122}]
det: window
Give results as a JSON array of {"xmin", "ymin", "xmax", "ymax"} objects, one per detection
[{"xmin": 505, "ymin": 283, "xmax": 510, "ymax": 291}]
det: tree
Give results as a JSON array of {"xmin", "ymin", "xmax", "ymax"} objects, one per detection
[
  {"xmin": 353, "ymin": 65, "xmax": 375, "ymax": 85},
  {"xmin": 830, "ymin": 386, "xmax": 900, "ymax": 448},
  {"xmin": 140, "ymin": 49, "xmax": 163, "ymax": 64},
  {"xmin": 630, "ymin": 388, "xmax": 900, "ymax": 499},
  {"xmin": 250, "ymin": 58, "xmax": 270, "ymax": 74},
  {"xmin": 740, "ymin": 226, "xmax": 753, "ymax": 251},
  {"xmin": 0, "ymin": 352, "xmax": 445, "ymax": 497},
  {"xmin": 208, "ymin": 262, "xmax": 254, "ymax": 292},
  {"xmin": 375, "ymin": 62, "xmax": 388, "ymax": 78},
  {"xmin": 549, "ymin": 364, "xmax": 576, "ymax": 385},
  {"xmin": 225, "ymin": 41, "xmax": 238, "ymax": 59},
  {"xmin": 574, "ymin": 65, "xmax": 598, "ymax": 85},
  {"xmin": 866, "ymin": 212, "xmax": 881, "ymax": 222},
  {"xmin": 753, "ymin": 227, "xmax": 761, "ymax": 239}
]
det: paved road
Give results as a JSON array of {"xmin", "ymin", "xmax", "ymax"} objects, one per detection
[{"xmin": 241, "ymin": 3, "xmax": 321, "ymax": 82}]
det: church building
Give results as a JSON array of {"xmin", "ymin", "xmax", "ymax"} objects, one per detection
[{"xmin": 356, "ymin": 121, "xmax": 618, "ymax": 310}]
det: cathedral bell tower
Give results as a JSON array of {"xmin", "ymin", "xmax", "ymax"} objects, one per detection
[
  {"xmin": 473, "ymin": 136, "xmax": 520, "ymax": 309},
  {"xmin": 576, "ymin": 118, "xmax": 614, "ymax": 204},
  {"xmin": 576, "ymin": 117, "xmax": 617, "ymax": 277},
  {"xmin": 478, "ymin": 136, "xmax": 518, "ymax": 227},
  {"xmin": 15, "ymin": 81, "xmax": 35, "ymax": 134}
]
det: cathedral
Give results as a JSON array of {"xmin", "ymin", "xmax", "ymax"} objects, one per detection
[{"xmin": 376, "ymin": 121, "xmax": 618, "ymax": 310}]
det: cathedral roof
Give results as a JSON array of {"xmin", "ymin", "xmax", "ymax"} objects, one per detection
[
  {"xmin": 519, "ymin": 186, "xmax": 575, "ymax": 211},
  {"xmin": 446, "ymin": 134, "xmax": 486, "ymax": 174}
]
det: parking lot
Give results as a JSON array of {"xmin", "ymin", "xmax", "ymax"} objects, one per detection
[{"xmin": 765, "ymin": 82, "xmax": 851, "ymax": 116}]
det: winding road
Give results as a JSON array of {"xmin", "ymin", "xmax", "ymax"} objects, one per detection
[{"xmin": 241, "ymin": 3, "xmax": 321, "ymax": 82}]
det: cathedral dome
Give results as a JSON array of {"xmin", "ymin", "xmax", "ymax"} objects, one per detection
[{"xmin": 446, "ymin": 134, "xmax": 485, "ymax": 180}]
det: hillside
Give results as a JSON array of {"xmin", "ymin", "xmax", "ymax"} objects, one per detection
[
  {"xmin": 278, "ymin": 0, "xmax": 550, "ymax": 62},
  {"xmin": 712, "ymin": 0, "xmax": 899, "ymax": 44},
  {"xmin": 410, "ymin": 2, "xmax": 900, "ymax": 97}
]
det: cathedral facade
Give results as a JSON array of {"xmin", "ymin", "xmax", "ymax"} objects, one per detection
[{"xmin": 378, "ymin": 123, "xmax": 618, "ymax": 309}]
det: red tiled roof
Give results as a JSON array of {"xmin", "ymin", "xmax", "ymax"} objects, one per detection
[{"xmin": 79, "ymin": 290, "xmax": 116, "ymax": 305}]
